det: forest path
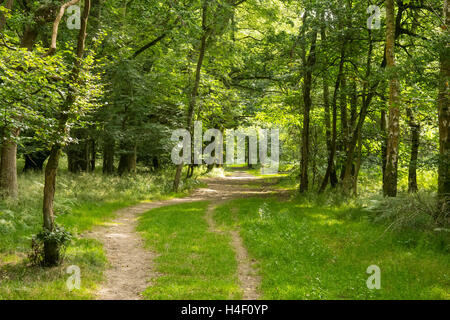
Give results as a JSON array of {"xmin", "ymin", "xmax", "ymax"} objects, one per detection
[{"xmin": 89, "ymin": 168, "xmax": 287, "ymax": 300}]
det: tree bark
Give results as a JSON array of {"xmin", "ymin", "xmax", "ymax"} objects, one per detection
[
  {"xmin": 118, "ymin": 144, "xmax": 137, "ymax": 175},
  {"xmin": 319, "ymin": 40, "xmax": 345, "ymax": 193},
  {"xmin": 383, "ymin": 0, "xmax": 401, "ymax": 197},
  {"xmin": 438, "ymin": 0, "xmax": 450, "ymax": 220},
  {"xmin": 299, "ymin": 30, "xmax": 318, "ymax": 193},
  {"xmin": 0, "ymin": 130, "xmax": 18, "ymax": 198},
  {"xmin": 342, "ymin": 5, "xmax": 405, "ymax": 195},
  {"xmin": 173, "ymin": 0, "xmax": 210, "ymax": 192},
  {"xmin": 353, "ymin": 131, "xmax": 363, "ymax": 196},
  {"xmin": 102, "ymin": 135, "xmax": 115, "ymax": 174},
  {"xmin": 381, "ymin": 109, "xmax": 388, "ymax": 192},
  {"xmin": 407, "ymin": 108, "xmax": 419, "ymax": 193},
  {"xmin": 0, "ymin": 23, "xmax": 38, "ymax": 199},
  {"xmin": 88, "ymin": 139, "xmax": 96, "ymax": 172},
  {"xmin": 339, "ymin": 75, "xmax": 349, "ymax": 181},
  {"xmin": 42, "ymin": 0, "xmax": 91, "ymax": 266},
  {"xmin": 341, "ymin": 29, "xmax": 375, "ymax": 195}
]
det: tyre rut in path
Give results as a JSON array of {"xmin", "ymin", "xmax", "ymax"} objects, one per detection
[
  {"xmin": 89, "ymin": 170, "xmax": 288, "ymax": 300},
  {"xmin": 205, "ymin": 202, "xmax": 261, "ymax": 300}
]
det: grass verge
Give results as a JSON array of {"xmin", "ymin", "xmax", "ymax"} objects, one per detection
[
  {"xmin": 0, "ymin": 166, "xmax": 202, "ymax": 300},
  {"xmin": 214, "ymin": 198, "xmax": 450, "ymax": 300},
  {"xmin": 138, "ymin": 202, "xmax": 241, "ymax": 299}
]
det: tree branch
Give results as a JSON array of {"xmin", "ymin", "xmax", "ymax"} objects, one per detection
[
  {"xmin": 132, "ymin": 33, "xmax": 167, "ymax": 59},
  {"xmin": 46, "ymin": 0, "xmax": 80, "ymax": 56}
]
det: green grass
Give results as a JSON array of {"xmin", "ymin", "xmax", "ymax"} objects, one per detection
[
  {"xmin": 1, "ymin": 162, "xmax": 447, "ymax": 300},
  {"xmin": 138, "ymin": 202, "xmax": 242, "ymax": 299},
  {"xmin": 0, "ymin": 238, "xmax": 106, "ymax": 299},
  {"xmin": 225, "ymin": 164, "xmax": 287, "ymax": 179},
  {"xmin": 214, "ymin": 198, "xmax": 450, "ymax": 300},
  {"xmin": 0, "ymin": 162, "xmax": 203, "ymax": 300}
]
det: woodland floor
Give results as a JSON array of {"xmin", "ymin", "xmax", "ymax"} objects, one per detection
[
  {"xmin": 2, "ymin": 167, "xmax": 447, "ymax": 300},
  {"xmin": 88, "ymin": 168, "xmax": 289, "ymax": 300}
]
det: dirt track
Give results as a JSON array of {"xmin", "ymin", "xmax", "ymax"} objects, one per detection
[{"xmin": 89, "ymin": 169, "xmax": 287, "ymax": 300}]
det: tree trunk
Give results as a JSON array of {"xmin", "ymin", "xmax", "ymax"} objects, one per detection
[
  {"xmin": 42, "ymin": 0, "xmax": 91, "ymax": 266},
  {"xmin": 383, "ymin": 0, "xmax": 401, "ymax": 197},
  {"xmin": 350, "ymin": 81, "xmax": 358, "ymax": 130},
  {"xmin": 102, "ymin": 135, "xmax": 115, "ymax": 174},
  {"xmin": 341, "ymin": 29, "xmax": 375, "ymax": 195},
  {"xmin": 438, "ymin": 0, "xmax": 450, "ymax": 220},
  {"xmin": 246, "ymin": 136, "xmax": 253, "ymax": 169},
  {"xmin": 299, "ymin": 30, "xmax": 318, "ymax": 193},
  {"xmin": 407, "ymin": 108, "xmax": 419, "ymax": 193},
  {"xmin": 152, "ymin": 156, "xmax": 160, "ymax": 171},
  {"xmin": 319, "ymin": 40, "xmax": 345, "ymax": 193},
  {"xmin": 173, "ymin": 0, "xmax": 210, "ymax": 192},
  {"xmin": 381, "ymin": 109, "xmax": 388, "ymax": 192},
  {"xmin": 339, "ymin": 76, "xmax": 348, "ymax": 181},
  {"xmin": 118, "ymin": 145, "xmax": 136, "ymax": 175},
  {"xmin": 89, "ymin": 139, "xmax": 96, "ymax": 172},
  {"xmin": 342, "ymin": 5, "xmax": 404, "ymax": 195},
  {"xmin": 353, "ymin": 130, "xmax": 363, "ymax": 196},
  {"xmin": 43, "ymin": 145, "xmax": 62, "ymax": 266},
  {"xmin": 0, "ymin": 25, "xmax": 38, "ymax": 199},
  {"xmin": 0, "ymin": 133, "xmax": 18, "ymax": 199}
]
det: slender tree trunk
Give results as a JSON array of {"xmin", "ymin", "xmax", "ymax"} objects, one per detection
[
  {"xmin": 43, "ymin": 145, "xmax": 62, "ymax": 265},
  {"xmin": 342, "ymin": 6, "xmax": 404, "ymax": 194},
  {"xmin": 89, "ymin": 139, "xmax": 96, "ymax": 172},
  {"xmin": 353, "ymin": 131, "xmax": 363, "ymax": 196},
  {"xmin": 350, "ymin": 81, "xmax": 358, "ymax": 130},
  {"xmin": 152, "ymin": 157, "xmax": 159, "ymax": 171},
  {"xmin": 0, "ymin": 24, "xmax": 38, "ymax": 199},
  {"xmin": 319, "ymin": 25, "xmax": 336, "ymax": 192},
  {"xmin": 438, "ymin": 0, "xmax": 450, "ymax": 220},
  {"xmin": 341, "ymin": 30, "xmax": 374, "ymax": 194},
  {"xmin": 339, "ymin": 76, "xmax": 349, "ymax": 181},
  {"xmin": 299, "ymin": 30, "xmax": 318, "ymax": 193},
  {"xmin": 42, "ymin": 0, "xmax": 91, "ymax": 266},
  {"xmin": 319, "ymin": 41, "xmax": 345, "ymax": 193},
  {"xmin": 381, "ymin": 109, "xmax": 388, "ymax": 192},
  {"xmin": 174, "ymin": 0, "xmax": 210, "ymax": 192},
  {"xmin": 322, "ymin": 66, "xmax": 332, "ymax": 169},
  {"xmin": 383, "ymin": 0, "xmax": 401, "ymax": 197},
  {"xmin": 246, "ymin": 136, "xmax": 253, "ymax": 169},
  {"xmin": 407, "ymin": 108, "xmax": 419, "ymax": 193}
]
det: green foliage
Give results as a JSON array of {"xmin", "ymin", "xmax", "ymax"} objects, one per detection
[{"xmin": 28, "ymin": 225, "xmax": 73, "ymax": 267}]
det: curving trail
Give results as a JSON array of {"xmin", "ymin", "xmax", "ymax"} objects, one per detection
[{"xmin": 88, "ymin": 169, "xmax": 287, "ymax": 300}]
